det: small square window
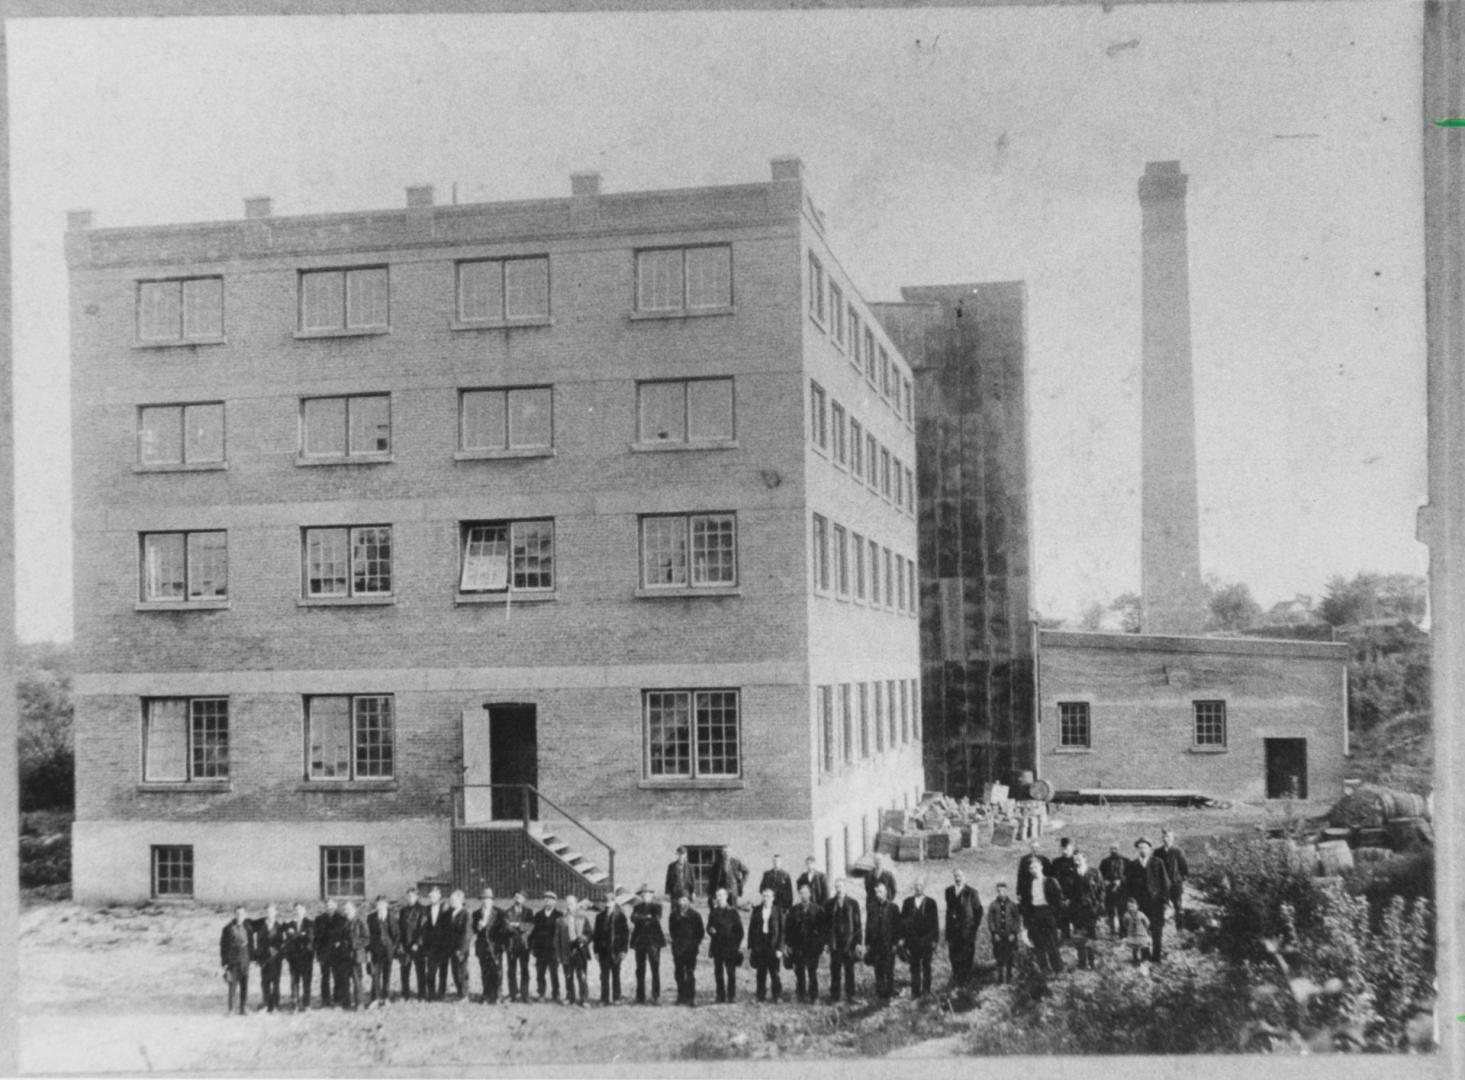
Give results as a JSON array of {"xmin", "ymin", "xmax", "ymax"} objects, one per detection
[
  {"xmin": 1193, "ymin": 701, "xmax": 1227, "ymax": 747},
  {"xmin": 140, "ymin": 531, "xmax": 227, "ymax": 602},
  {"xmin": 151, "ymin": 845, "xmax": 194, "ymax": 898},
  {"xmin": 321, "ymin": 846, "xmax": 366, "ymax": 900},
  {"xmin": 302, "ymin": 526, "xmax": 392, "ymax": 598},
  {"xmin": 1059, "ymin": 702, "xmax": 1091, "ymax": 748},
  {"xmin": 300, "ymin": 267, "xmax": 387, "ymax": 332},
  {"xmin": 137, "ymin": 277, "xmax": 223, "ymax": 343}
]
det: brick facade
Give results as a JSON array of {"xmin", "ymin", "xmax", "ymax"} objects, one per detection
[{"xmin": 68, "ymin": 160, "xmax": 922, "ymax": 903}]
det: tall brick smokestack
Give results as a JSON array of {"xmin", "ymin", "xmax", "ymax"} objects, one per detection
[{"xmin": 1138, "ymin": 161, "xmax": 1207, "ymax": 635}]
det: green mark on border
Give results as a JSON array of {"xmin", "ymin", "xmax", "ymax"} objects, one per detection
[{"xmin": 1435, "ymin": 119, "xmax": 1465, "ymax": 126}]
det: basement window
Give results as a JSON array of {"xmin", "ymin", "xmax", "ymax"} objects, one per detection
[
  {"xmin": 320, "ymin": 846, "xmax": 366, "ymax": 900},
  {"xmin": 151, "ymin": 845, "xmax": 194, "ymax": 898}
]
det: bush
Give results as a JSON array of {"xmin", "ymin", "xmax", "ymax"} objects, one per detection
[
  {"xmin": 1191, "ymin": 836, "xmax": 1325, "ymax": 966},
  {"xmin": 18, "ymin": 645, "xmax": 74, "ymax": 811}
]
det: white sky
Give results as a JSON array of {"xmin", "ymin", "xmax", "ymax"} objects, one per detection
[{"xmin": 8, "ymin": 4, "xmax": 1428, "ymax": 641}]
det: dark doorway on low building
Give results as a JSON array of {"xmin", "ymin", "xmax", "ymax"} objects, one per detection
[
  {"xmin": 489, "ymin": 703, "xmax": 539, "ymax": 820},
  {"xmin": 1264, "ymin": 738, "xmax": 1309, "ymax": 800}
]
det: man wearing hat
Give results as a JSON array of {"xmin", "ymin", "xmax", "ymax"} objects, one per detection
[
  {"xmin": 420, "ymin": 886, "xmax": 449, "ymax": 1001},
  {"xmin": 758, "ymin": 854, "xmax": 794, "ymax": 912},
  {"xmin": 531, "ymin": 892, "xmax": 564, "ymax": 1002},
  {"xmin": 396, "ymin": 886, "xmax": 426, "ymax": 1000},
  {"xmin": 1099, "ymin": 843, "xmax": 1128, "ymax": 937},
  {"xmin": 1124, "ymin": 838, "xmax": 1172, "ymax": 962},
  {"xmin": 629, "ymin": 883, "xmax": 666, "ymax": 1004},
  {"xmin": 706, "ymin": 886, "xmax": 744, "ymax": 1003},
  {"xmin": 797, "ymin": 855, "xmax": 829, "ymax": 909},
  {"xmin": 366, "ymin": 894, "xmax": 400, "ymax": 1007},
  {"xmin": 594, "ymin": 889, "xmax": 632, "ymax": 1005},
  {"xmin": 502, "ymin": 891, "xmax": 534, "ymax": 1003},
  {"xmin": 665, "ymin": 847, "xmax": 695, "ymax": 904},
  {"xmin": 473, "ymin": 887, "xmax": 506, "ymax": 1004},
  {"xmin": 556, "ymin": 895, "xmax": 595, "ymax": 1007},
  {"xmin": 668, "ymin": 892, "xmax": 706, "ymax": 1006}
]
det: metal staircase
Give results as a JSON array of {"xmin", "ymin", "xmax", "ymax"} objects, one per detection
[{"xmin": 448, "ymin": 784, "xmax": 615, "ymax": 901}]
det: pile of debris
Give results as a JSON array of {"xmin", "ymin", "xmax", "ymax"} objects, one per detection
[
  {"xmin": 860, "ymin": 786, "xmax": 1052, "ymax": 865},
  {"xmin": 1264, "ymin": 783, "xmax": 1433, "ymax": 877}
]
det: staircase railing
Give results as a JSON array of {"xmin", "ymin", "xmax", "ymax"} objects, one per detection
[{"xmin": 450, "ymin": 783, "xmax": 615, "ymax": 894}]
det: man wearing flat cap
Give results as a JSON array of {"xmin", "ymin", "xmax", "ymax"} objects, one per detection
[
  {"xmin": 503, "ymin": 891, "xmax": 534, "ymax": 1002},
  {"xmin": 531, "ymin": 892, "xmax": 564, "ymax": 1002},
  {"xmin": 473, "ymin": 887, "xmax": 506, "ymax": 1004},
  {"xmin": 1124, "ymin": 837, "xmax": 1172, "ymax": 962},
  {"xmin": 594, "ymin": 890, "xmax": 632, "ymax": 1005},
  {"xmin": 630, "ymin": 883, "xmax": 666, "ymax": 1004}
]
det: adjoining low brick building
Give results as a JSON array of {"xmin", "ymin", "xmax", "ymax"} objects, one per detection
[
  {"xmin": 67, "ymin": 158, "xmax": 924, "ymax": 904},
  {"xmin": 1036, "ymin": 630, "xmax": 1350, "ymax": 802}
]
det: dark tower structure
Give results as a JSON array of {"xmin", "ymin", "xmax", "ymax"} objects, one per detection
[
  {"xmin": 874, "ymin": 282, "xmax": 1034, "ymax": 796},
  {"xmin": 1138, "ymin": 161, "xmax": 1208, "ymax": 635}
]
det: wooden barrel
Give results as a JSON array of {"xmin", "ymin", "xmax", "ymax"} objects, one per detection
[
  {"xmin": 1028, "ymin": 779, "xmax": 1054, "ymax": 802},
  {"xmin": 1354, "ymin": 846, "xmax": 1394, "ymax": 864},
  {"xmin": 1316, "ymin": 840, "xmax": 1354, "ymax": 876}
]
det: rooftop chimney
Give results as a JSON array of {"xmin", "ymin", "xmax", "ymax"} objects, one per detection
[
  {"xmin": 1138, "ymin": 160, "xmax": 1207, "ymax": 636},
  {"xmin": 571, "ymin": 172, "xmax": 601, "ymax": 197},
  {"xmin": 66, "ymin": 209, "xmax": 94, "ymax": 231},
  {"xmin": 771, "ymin": 156, "xmax": 803, "ymax": 182},
  {"xmin": 244, "ymin": 196, "xmax": 272, "ymax": 220},
  {"xmin": 406, "ymin": 185, "xmax": 434, "ymax": 209}
]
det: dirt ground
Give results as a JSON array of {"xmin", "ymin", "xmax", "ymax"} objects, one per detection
[{"xmin": 17, "ymin": 801, "xmax": 1279, "ymax": 1071}]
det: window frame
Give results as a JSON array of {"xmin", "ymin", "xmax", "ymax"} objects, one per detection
[
  {"xmin": 638, "ymin": 512, "xmax": 739, "ymax": 591},
  {"xmin": 1193, "ymin": 700, "xmax": 1228, "ymax": 748},
  {"xmin": 297, "ymin": 265, "xmax": 389, "ymax": 334},
  {"xmin": 305, "ymin": 694, "xmax": 395, "ymax": 783},
  {"xmin": 458, "ymin": 519, "xmax": 556, "ymax": 596},
  {"xmin": 868, "ymin": 538, "xmax": 881, "ymax": 606},
  {"xmin": 320, "ymin": 846, "xmax": 367, "ymax": 900},
  {"xmin": 136, "ymin": 276, "xmax": 224, "ymax": 345},
  {"xmin": 635, "ymin": 377, "xmax": 735, "ymax": 446},
  {"xmin": 458, "ymin": 386, "xmax": 555, "ymax": 454},
  {"xmin": 634, "ymin": 244, "xmax": 733, "ymax": 314},
  {"xmin": 858, "ymin": 682, "xmax": 870, "ymax": 758},
  {"xmin": 851, "ymin": 531, "xmax": 866, "ymax": 601},
  {"xmin": 848, "ymin": 308, "xmax": 863, "ymax": 371},
  {"xmin": 136, "ymin": 401, "xmax": 226, "ymax": 467},
  {"xmin": 866, "ymin": 433, "xmax": 879, "ymax": 488},
  {"xmin": 455, "ymin": 255, "xmax": 551, "ymax": 325},
  {"xmin": 849, "ymin": 419, "xmax": 863, "ymax": 478},
  {"xmin": 141, "ymin": 697, "xmax": 230, "ymax": 784},
  {"xmin": 812, "ymin": 513, "xmax": 829, "ymax": 592},
  {"xmin": 138, "ymin": 530, "xmax": 228, "ymax": 604},
  {"xmin": 808, "ymin": 252, "xmax": 826, "ymax": 326},
  {"xmin": 840, "ymin": 683, "xmax": 854, "ymax": 765},
  {"xmin": 151, "ymin": 845, "xmax": 195, "ymax": 898},
  {"xmin": 830, "ymin": 401, "xmax": 846, "ymax": 465},
  {"xmin": 809, "ymin": 381, "xmax": 827, "ymax": 451},
  {"xmin": 299, "ymin": 393, "xmax": 392, "ymax": 460},
  {"xmin": 301, "ymin": 525, "xmax": 393, "ymax": 600},
  {"xmin": 829, "ymin": 282, "xmax": 845, "ymax": 346},
  {"xmin": 1058, "ymin": 701, "xmax": 1093, "ymax": 749},
  {"xmin": 643, "ymin": 688, "xmax": 742, "ymax": 780},
  {"xmin": 873, "ymin": 681, "xmax": 885, "ymax": 752},
  {"xmin": 832, "ymin": 523, "xmax": 849, "ymax": 596},
  {"xmin": 818, "ymin": 684, "xmax": 835, "ymax": 774}
]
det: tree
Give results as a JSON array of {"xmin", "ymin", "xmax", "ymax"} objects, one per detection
[
  {"xmin": 18, "ymin": 641, "xmax": 74, "ymax": 810},
  {"xmin": 1205, "ymin": 576, "xmax": 1262, "ymax": 633},
  {"xmin": 1109, "ymin": 592, "xmax": 1142, "ymax": 634},
  {"xmin": 1318, "ymin": 572, "xmax": 1427, "ymax": 627},
  {"xmin": 1078, "ymin": 602, "xmax": 1106, "ymax": 631}
]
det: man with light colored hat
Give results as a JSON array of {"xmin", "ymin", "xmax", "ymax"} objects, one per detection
[
  {"xmin": 629, "ymin": 883, "xmax": 665, "ymax": 1004},
  {"xmin": 594, "ymin": 889, "xmax": 632, "ymax": 1004}
]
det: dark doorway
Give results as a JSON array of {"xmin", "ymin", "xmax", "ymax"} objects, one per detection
[
  {"xmin": 1264, "ymin": 738, "xmax": 1308, "ymax": 800},
  {"xmin": 489, "ymin": 704, "xmax": 538, "ymax": 820}
]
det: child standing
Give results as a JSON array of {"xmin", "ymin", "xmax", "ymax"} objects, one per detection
[{"xmin": 1121, "ymin": 897, "xmax": 1151, "ymax": 964}]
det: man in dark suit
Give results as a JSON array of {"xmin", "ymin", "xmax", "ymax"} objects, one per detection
[
  {"xmin": 313, "ymin": 899, "xmax": 338, "ymax": 1008},
  {"xmin": 284, "ymin": 902, "xmax": 314, "ymax": 1012},
  {"xmin": 1021, "ymin": 861, "xmax": 1064, "ymax": 974},
  {"xmin": 250, "ymin": 903, "xmax": 288, "ymax": 1013},
  {"xmin": 1050, "ymin": 837, "xmax": 1079, "ymax": 938},
  {"xmin": 1098, "ymin": 844, "xmax": 1128, "ymax": 936},
  {"xmin": 706, "ymin": 887, "xmax": 744, "ymax": 1003},
  {"xmin": 502, "ymin": 892, "xmax": 535, "ymax": 1003},
  {"xmin": 363, "ymin": 895, "xmax": 398, "ymax": 1006},
  {"xmin": 629, "ymin": 884, "xmax": 665, "ymax": 1004},
  {"xmin": 531, "ymin": 892, "xmax": 564, "ymax": 1002},
  {"xmin": 420, "ymin": 886, "xmax": 450, "ymax": 1001},
  {"xmin": 556, "ymin": 895, "xmax": 595, "ymax": 1007},
  {"xmin": 747, "ymin": 886, "xmax": 786, "ymax": 1002},
  {"xmin": 334, "ymin": 900, "xmax": 370, "ymax": 1009},
  {"xmin": 593, "ymin": 891, "xmax": 631, "ymax": 1005},
  {"xmin": 797, "ymin": 855, "xmax": 829, "ymax": 908},
  {"xmin": 987, "ymin": 882, "xmax": 1022, "ymax": 984},
  {"xmin": 944, "ymin": 868, "xmax": 983, "ymax": 987},
  {"xmin": 1158, "ymin": 829, "xmax": 1190, "ymax": 926},
  {"xmin": 1016, "ymin": 840, "xmax": 1052, "ymax": 911},
  {"xmin": 220, "ymin": 905, "xmax": 252, "ymax": 1015},
  {"xmin": 472, "ymin": 887, "xmax": 506, "ymax": 1004},
  {"xmin": 825, "ymin": 877, "xmax": 863, "ymax": 1003},
  {"xmin": 865, "ymin": 881, "xmax": 900, "ymax": 1001},
  {"xmin": 758, "ymin": 854, "xmax": 795, "ymax": 911},
  {"xmin": 396, "ymin": 886, "xmax": 425, "ymax": 1000},
  {"xmin": 1125, "ymin": 838, "xmax": 1173, "ymax": 962},
  {"xmin": 445, "ymin": 889, "xmax": 474, "ymax": 1000},
  {"xmin": 710, "ymin": 846, "xmax": 749, "ymax": 904},
  {"xmin": 863, "ymin": 854, "xmax": 898, "ymax": 913},
  {"xmin": 664, "ymin": 847, "xmax": 695, "ymax": 904},
  {"xmin": 786, "ymin": 881, "xmax": 825, "ymax": 1002},
  {"xmin": 900, "ymin": 878, "xmax": 940, "ymax": 999},
  {"xmin": 668, "ymin": 893, "xmax": 705, "ymax": 1006}
]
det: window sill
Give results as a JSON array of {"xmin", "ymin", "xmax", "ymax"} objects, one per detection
[
  {"xmin": 297, "ymin": 596, "xmax": 396, "ymax": 607},
  {"xmin": 628, "ymin": 306, "xmax": 736, "ymax": 322},
  {"xmin": 454, "ymin": 448, "xmax": 556, "ymax": 461},
  {"xmin": 135, "ymin": 599, "xmax": 230, "ymax": 612},
  {"xmin": 293, "ymin": 327, "xmax": 389, "ymax": 340},
  {"xmin": 450, "ymin": 316, "xmax": 553, "ymax": 331},
  {"xmin": 1053, "ymin": 747, "xmax": 1094, "ymax": 754},
  {"xmin": 1188, "ymin": 746, "xmax": 1229, "ymax": 754},
  {"xmin": 296, "ymin": 781, "xmax": 399, "ymax": 792},
  {"xmin": 634, "ymin": 586, "xmax": 741, "ymax": 599},
  {"xmin": 456, "ymin": 591, "xmax": 557, "ymax": 605},
  {"xmin": 132, "ymin": 337, "xmax": 227, "ymax": 350},
  {"xmin": 835, "ymin": 593, "xmax": 851, "ymax": 603},
  {"xmin": 296, "ymin": 454, "xmax": 394, "ymax": 467},
  {"xmin": 638, "ymin": 779, "xmax": 745, "ymax": 791},
  {"xmin": 132, "ymin": 462, "xmax": 227, "ymax": 474},
  {"xmin": 629, "ymin": 440, "xmax": 740, "ymax": 454},
  {"xmin": 136, "ymin": 782, "xmax": 231, "ymax": 793}
]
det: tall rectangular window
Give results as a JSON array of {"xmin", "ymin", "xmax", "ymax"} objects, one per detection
[
  {"xmin": 893, "ymin": 457, "xmax": 904, "ymax": 507},
  {"xmin": 636, "ymin": 245, "xmax": 732, "ymax": 312},
  {"xmin": 866, "ymin": 434, "xmax": 879, "ymax": 487},
  {"xmin": 307, "ymin": 695, "xmax": 394, "ymax": 781},
  {"xmin": 908, "ymin": 559, "xmax": 917, "ymax": 615},
  {"xmin": 899, "ymin": 680, "xmax": 910, "ymax": 743},
  {"xmin": 812, "ymin": 514, "xmax": 829, "ymax": 591},
  {"xmin": 808, "ymin": 253, "xmax": 826, "ymax": 323},
  {"xmin": 151, "ymin": 846, "xmax": 194, "ymax": 898},
  {"xmin": 645, "ymin": 689, "xmax": 740, "ymax": 778},
  {"xmin": 829, "ymin": 282, "xmax": 845, "ymax": 344},
  {"xmin": 137, "ymin": 277, "xmax": 223, "ymax": 343},
  {"xmin": 637, "ymin": 378, "xmax": 734, "ymax": 444},
  {"xmin": 868, "ymin": 538, "xmax": 881, "ymax": 606},
  {"xmin": 830, "ymin": 402, "xmax": 846, "ymax": 464},
  {"xmin": 640, "ymin": 513, "xmax": 737, "ymax": 589},
  {"xmin": 457, "ymin": 256, "xmax": 550, "ymax": 322},
  {"xmin": 840, "ymin": 684, "xmax": 854, "ymax": 764},
  {"xmin": 881, "ymin": 448, "xmax": 893, "ymax": 498},
  {"xmin": 849, "ymin": 309, "xmax": 863, "ymax": 370},
  {"xmin": 299, "ymin": 267, "xmax": 388, "ymax": 331},
  {"xmin": 460, "ymin": 520, "xmax": 555, "ymax": 594},
  {"xmin": 883, "ymin": 548, "xmax": 894, "ymax": 608},
  {"xmin": 864, "ymin": 328, "xmax": 877, "ymax": 382},
  {"xmin": 880, "ymin": 347, "xmax": 893, "ymax": 397},
  {"xmin": 849, "ymin": 420, "xmax": 863, "ymax": 477},
  {"xmin": 912, "ymin": 678, "xmax": 921, "ymax": 742},
  {"xmin": 810, "ymin": 381, "xmax": 827, "ymax": 449},
  {"xmin": 852, "ymin": 532, "xmax": 866, "ymax": 600},
  {"xmin": 887, "ymin": 679, "xmax": 899, "ymax": 746},
  {"xmin": 460, "ymin": 386, "xmax": 553, "ymax": 451},
  {"xmin": 1193, "ymin": 701, "xmax": 1228, "ymax": 747},
  {"xmin": 906, "ymin": 466, "xmax": 916, "ymax": 512},
  {"xmin": 140, "ymin": 531, "xmax": 227, "ymax": 602},
  {"xmin": 819, "ymin": 685, "xmax": 834, "ymax": 773},
  {"xmin": 302, "ymin": 394, "xmax": 391, "ymax": 458},
  {"xmin": 303, "ymin": 526, "xmax": 392, "ymax": 598},
  {"xmin": 143, "ymin": 698, "xmax": 229, "ymax": 782},
  {"xmin": 858, "ymin": 682, "xmax": 870, "ymax": 758},
  {"xmin": 1059, "ymin": 702, "xmax": 1092, "ymax": 749},
  {"xmin": 321, "ymin": 846, "xmax": 366, "ymax": 900},
  {"xmin": 873, "ymin": 681, "xmax": 885, "ymax": 752},
  {"xmin": 895, "ymin": 554, "xmax": 906, "ymax": 611},
  {"xmin": 138, "ymin": 403, "xmax": 224, "ymax": 465},
  {"xmin": 833, "ymin": 524, "xmax": 849, "ymax": 596},
  {"xmin": 904, "ymin": 377, "xmax": 914, "ymax": 424}
]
